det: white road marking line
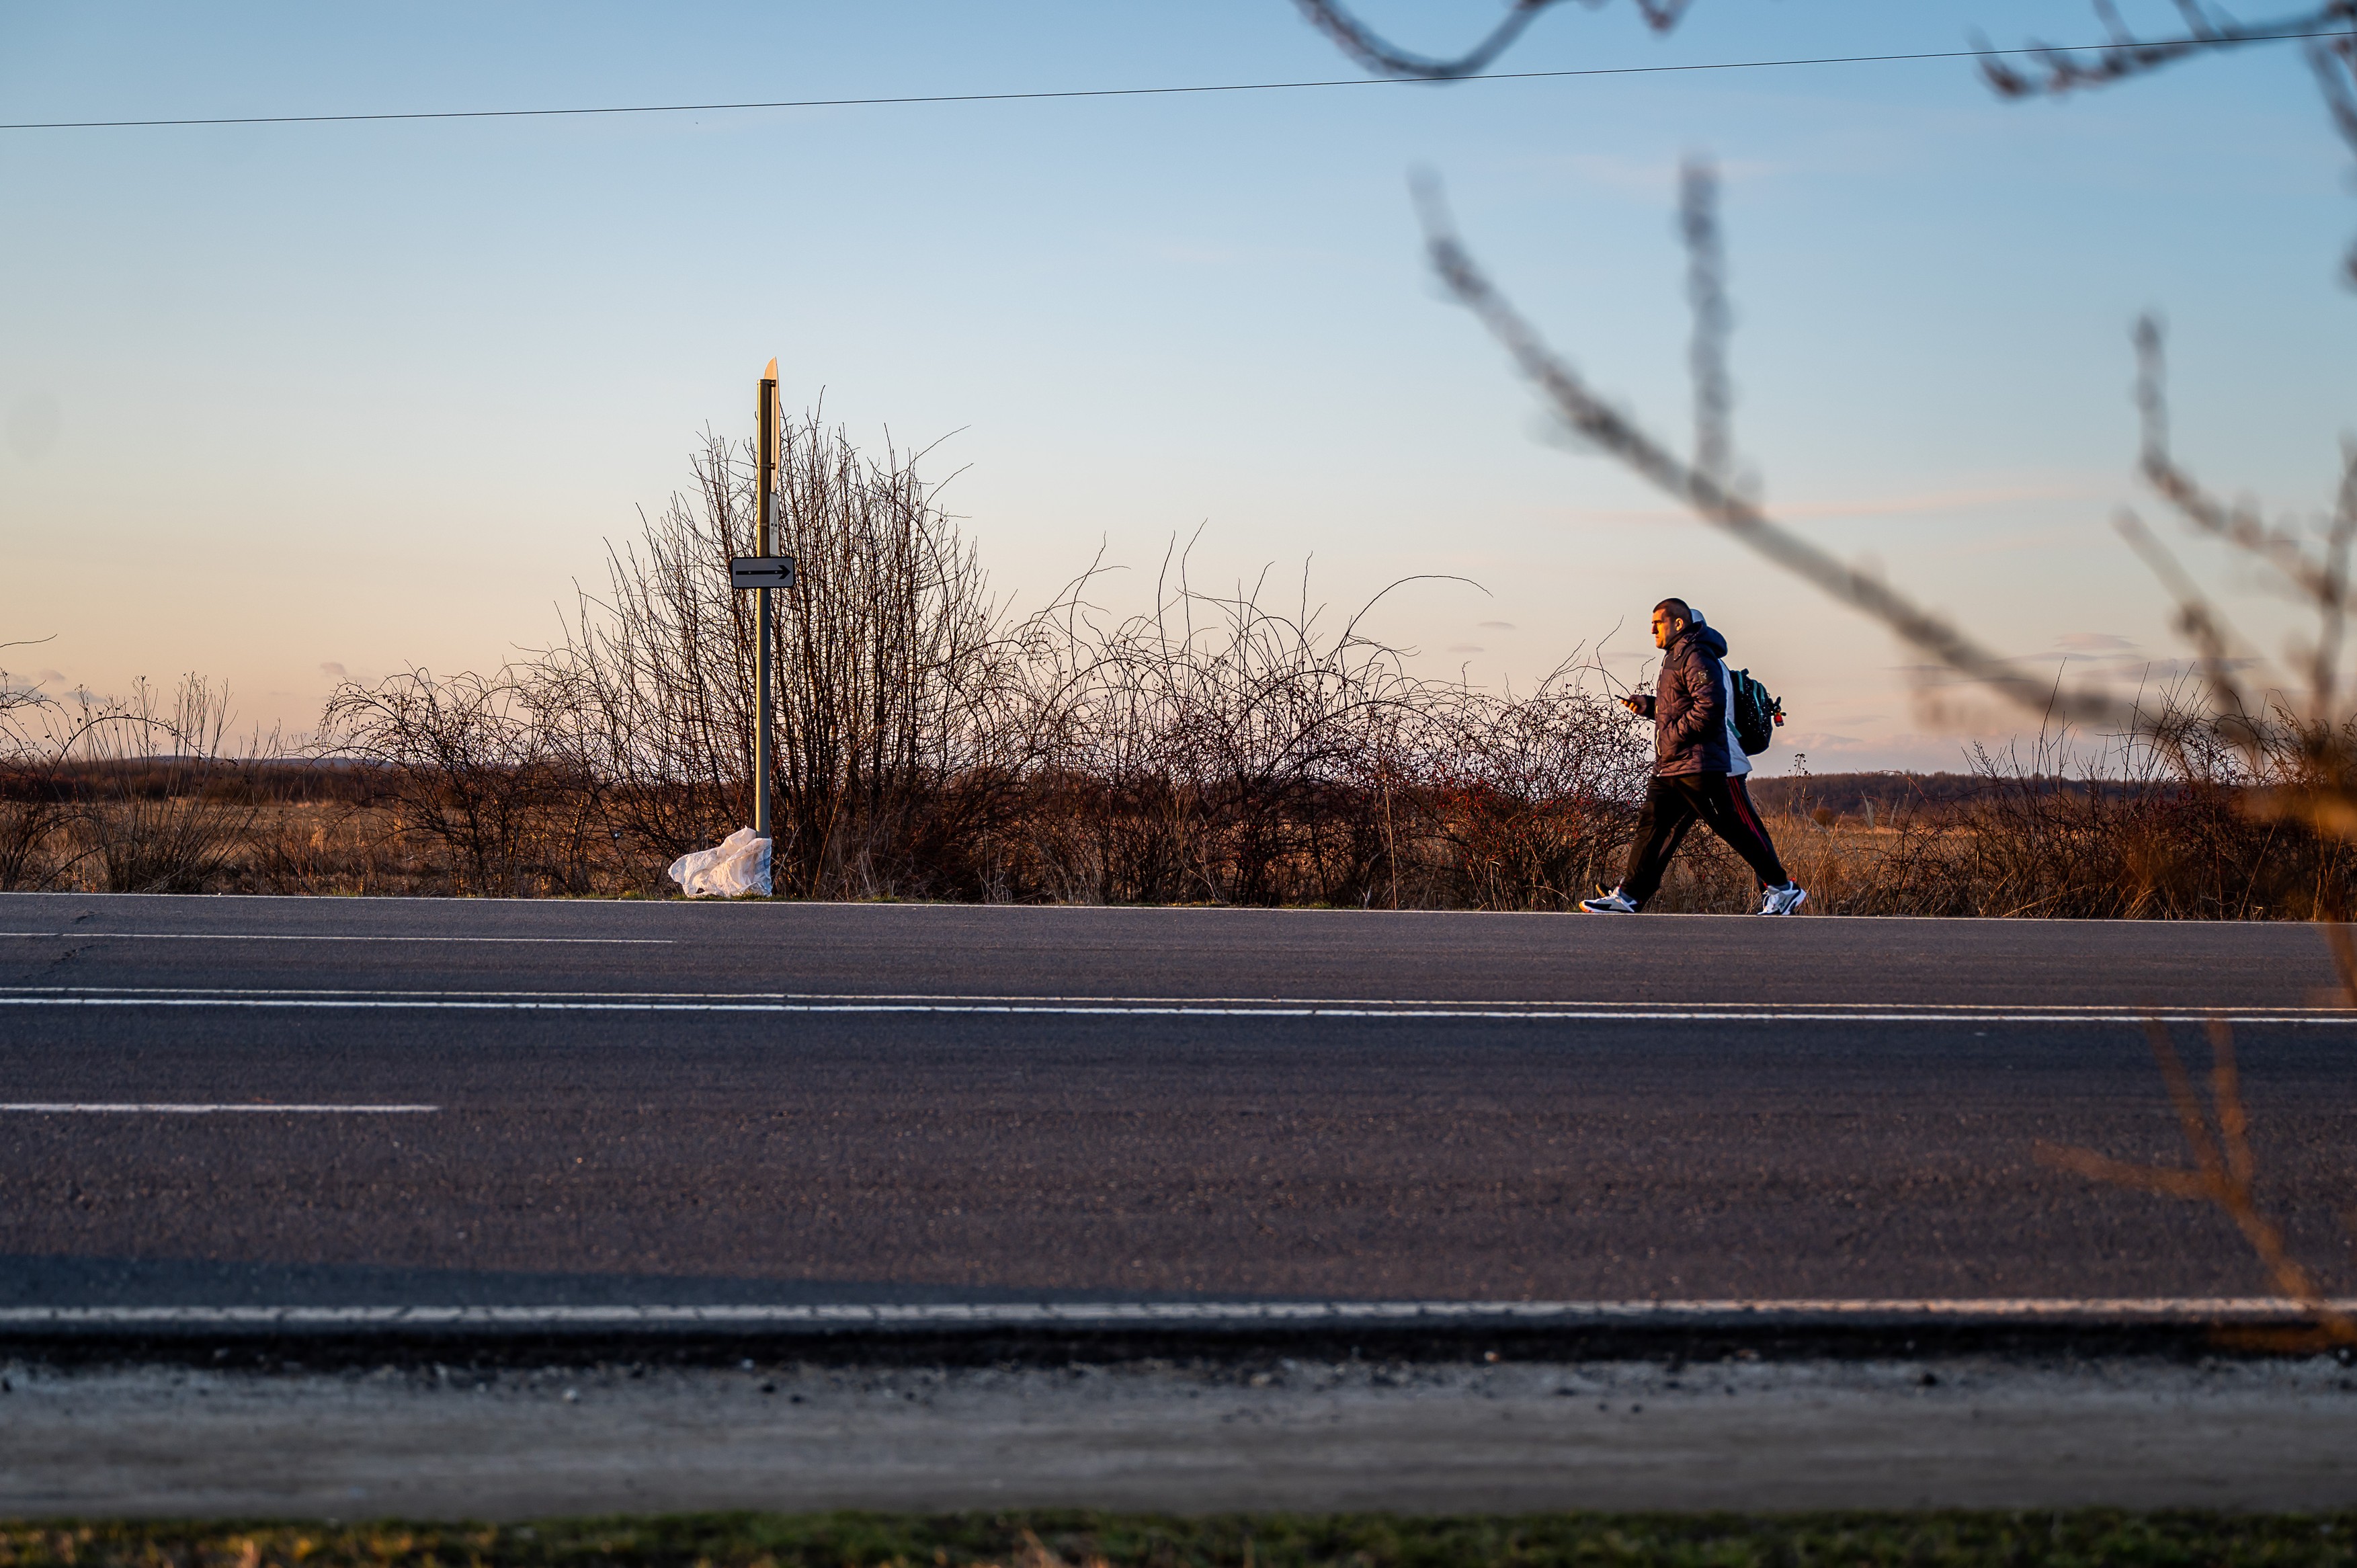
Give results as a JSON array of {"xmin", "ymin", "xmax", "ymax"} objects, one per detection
[
  {"xmin": 42, "ymin": 986, "xmax": 2346, "ymax": 1014},
  {"xmin": 0, "ymin": 932, "xmax": 673, "ymax": 944},
  {"xmin": 0, "ymin": 1103, "xmax": 440, "ymax": 1114},
  {"xmin": 785, "ymin": 993, "xmax": 2353, "ymax": 1012},
  {"xmin": 3, "ymin": 891, "xmax": 2333, "ymax": 925},
  {"xmin": 0, "ymin": 994, "xmax": 2345, "ymax": 1024},
  {"xmin": 1, "ymin": 1297, "xmax": 2348, "ymax": 1329}
]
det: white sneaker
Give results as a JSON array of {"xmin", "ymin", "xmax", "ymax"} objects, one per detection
[
  {"xmin": 1756, "ymin": 882, "xmax": 1807, "ymax": 915},
  {"xmin": 1579, "ymin": 887, "xmax": 1641, "ymax": 914}
]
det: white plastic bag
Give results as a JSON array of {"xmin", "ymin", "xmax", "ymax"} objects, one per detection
[{"xmin": 667, "ymin": 827, "xmax": 772, "ymax": 897}]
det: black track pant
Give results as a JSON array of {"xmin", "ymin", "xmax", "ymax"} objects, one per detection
[{"xmin": 1620, "ymin": 770, "xmax": 1788, "ymax": 904}]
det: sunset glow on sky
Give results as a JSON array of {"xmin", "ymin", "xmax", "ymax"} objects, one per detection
[{"xmin": 4, "ymin": 2, "xmax": 2352, "ymax": 773}]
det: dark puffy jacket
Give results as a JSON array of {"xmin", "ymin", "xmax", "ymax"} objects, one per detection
[{"xmin": 1630, "ymin": 622, "xmax": 1737, "ymax": 776}]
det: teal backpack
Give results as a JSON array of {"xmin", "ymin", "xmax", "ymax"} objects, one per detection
[{"xmin": 1729, "ymin": 667, "xmax": 1786, "ymax": 756}]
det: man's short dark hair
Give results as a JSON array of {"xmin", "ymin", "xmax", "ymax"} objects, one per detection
[{"xmin": 1653, "ymin": 597, "xmax": 1692, "ymax": 622}]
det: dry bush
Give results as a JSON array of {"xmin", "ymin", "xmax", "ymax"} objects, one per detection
[
  {"xmin": 0, "ymin": 667, "xmax": 73, "ymax": 891},
  {"xmin": 515, "ymin": 431, "xmax": 1649, "ymax": 907},
  {"xmin": 989, "ymin": 555, "xmax": 1394, "ymax": 905},
  {"xmin": 0, "ymin": 674, "xmax": 269, "ymax": 895},
  {"xmin": 85, "ymin": 678, "xmax": 265, "ymax": 894},
  {"xmin": 1405, "ymin": 663, "xmax": 1653, "ymax": 907},
  {"xmin": 763, "ymin": 421, "xmax": 1032, "ymax": 899},
  {"xmin": 0, "ymin": 794, "xmax": 65, "ymax": 891},
  {"xmin": 1000, "ymin": 551, "xmax": 1448, "ymax": 906},
  {"xmin": 981, "ymin": 547, "xmax": 1648, "ymax": 907},
  {"xmin": 1746, "ymin": 709, "xmax": 2357, "ymax": 919},
  {"xmin": 233, "ymin": 800, "xmax": 371, "ymax": 895},
  {"xmin": 531, "ymin": 421, "xmax": 1034, "ymax": 900},
  {"xmin": 322, "ymin": 669, "xmax": 605, "ymax": 897}
]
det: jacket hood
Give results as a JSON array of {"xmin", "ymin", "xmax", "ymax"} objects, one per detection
[{"xmin": 1679, "ymin": 616, "xmax": 1729, "ymax": 660}]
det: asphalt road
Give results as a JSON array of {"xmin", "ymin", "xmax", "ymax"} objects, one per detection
[{"xmin": 3, "ymin": 891, "xmax": 2354, "ymax": 1315}]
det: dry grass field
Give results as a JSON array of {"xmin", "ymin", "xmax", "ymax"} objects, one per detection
[{"xmin": 1, "ymin": 765, "xmax": 2342, "ymax": 919}]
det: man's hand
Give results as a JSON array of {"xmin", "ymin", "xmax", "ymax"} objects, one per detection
[{"xmin": 1617, "ymin": 694, "xmax": 1646, "ymax": 714}]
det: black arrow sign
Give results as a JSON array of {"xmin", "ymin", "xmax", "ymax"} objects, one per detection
[{"xmin": 730, "ymin": 556, "xmax": 796, "ymax": 588}]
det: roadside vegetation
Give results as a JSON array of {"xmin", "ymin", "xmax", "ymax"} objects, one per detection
[
  {"xmin": 4, "ymin": 441, "xmax": 2338, "ymax": 910},
  {"xmin": 5, "ymin": 1511, "xmax": 2356, "ymax": 1568},
  {"xmin": 5, "ymin": 424, "xmax": 2348, "ymax": 914}
]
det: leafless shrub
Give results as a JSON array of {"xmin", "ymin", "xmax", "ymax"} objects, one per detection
[
  {"xmin": 424, "ymin": 425, "xmax": 1653, "ymax": 909},
  {"xmin": 2, "ymin": 669, "xmax": 295, "ymax": 893},
  {"xmin": 993, "ymin": 547, "xmax": 1647, "ymax": 907},
  {"xmin": 763, "ymin": 420, "xmax": 1032, "ymax": 898},
  {"xmin": 514, "ymin": 423, "xmax": 1653, "ymax": 908},
  {"xmin": 524, "ymin": 434, "xmax": 761, "ymax": 879},
  {"xmin": 531, "ymin": 420, "xmax": 1032, "ymax": 900},
  {"xmin": 67, "ymin": 677, "xmax": 261, "ymax": 893},
  {"xmin": 0, "ymin": 669, "xmax": 73, "ymax": 891},
  {"xmin": 1407, "ymin": 661, "xmax": 1653, "ymax": 907},
  {"xmin": 0, "ymin": 797, "xmax": 65, "ymax": 891},
  {"xmin": 1750, "ymin": 706, "xmax": 2357, "ymax": 919},
  {"xmin": 1005, "ymin": 550, "xmax": 1446, "ymax": 905},
  {"xmin": 322, "ymin": 669, "xmax": 599, "ymax": 897}
]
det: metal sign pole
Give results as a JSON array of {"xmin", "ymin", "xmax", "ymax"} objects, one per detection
[{"xmin": 755, "ymin": 358, "xmax": 778, "ymax": 843}]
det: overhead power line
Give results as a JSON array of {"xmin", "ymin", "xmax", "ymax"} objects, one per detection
[{"xmin": 3, "ymin": 30, "xmax": 2350, "ymax": 132}]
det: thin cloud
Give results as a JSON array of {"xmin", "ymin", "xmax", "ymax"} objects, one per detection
[
  {"xmin": 1540, "ymin": 151, "xmax": 1786, "ymax": 195},
  {"xmin": 1563, "ymin": 479, "xmax": 2102, "ymax": 527},
  {"xmin": 1130, "ymin": 237, "xmax": 1343, "ymax": 269},
  {"xmin": 1891, "ymin": 653, "xmax": 2233, "ymax": 690}
]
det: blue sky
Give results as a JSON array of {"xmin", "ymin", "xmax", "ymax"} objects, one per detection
[{"xmin": 3, "ymin": 1, "xmax": 2351, "ymax": 771}]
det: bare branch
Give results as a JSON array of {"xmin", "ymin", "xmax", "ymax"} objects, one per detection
[
  {"xmin": 2040, "ymin": 1020, "xmax": 2354, "ymax": 1344},
  {"xmin": 1288, "ymin": 0, "xmax": 1692, "ymax": 80},
  {"xmin": 2136, "ymin": 319, "xmax": 2347, "ymax": 610},
  {"xmin": 2310, "ymin": 34, "xmax": 2357, "ymax": 281},
  {"xmin": 1679, "ymin": 159, "xmax": 1734, "ymax": 487},
  {"xmin": 1413, "ymin": 176, "xmax": 2136, "ymax": 728},
  {"xmin": 1982, "ymin": 4, "xmax": 2357, "ymax": 278},
  {"xmin": 2313, "ymin": 30, "xmax": 2357, "ymax": 150},
  {"xmin": 1979, "ymin": 1, "xmax": 2354, "ymax": 98},
  {"xmin": 2034, "ymin": 1140, "xmax": 2213, "ymax": 1198},
  {"xmin": 2110, "ymin": 510, "xmax": 2259, "ymax": 733}
]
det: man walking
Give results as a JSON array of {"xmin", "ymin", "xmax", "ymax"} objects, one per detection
[{"xmin": 1581, "ymin": 598, "xmax": 1807, "ymax": 915}]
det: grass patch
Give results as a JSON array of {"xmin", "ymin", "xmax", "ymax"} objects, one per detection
[{"xmin": 3, "ymin": 1512, "xmax": 2354, "ymax": 1567}]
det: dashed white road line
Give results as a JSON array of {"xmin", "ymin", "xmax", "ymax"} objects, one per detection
[
  {"xmin": 1, "ymin": 932, "xmax": 672, "ymax": 944},
  {"xmin": 0, "ymin": 1297, "xmax": 2346, "ymax": 1329},
  {"xmin": 0, "ymin": 1103, "xmax": 440, "ymax": 1114}
]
